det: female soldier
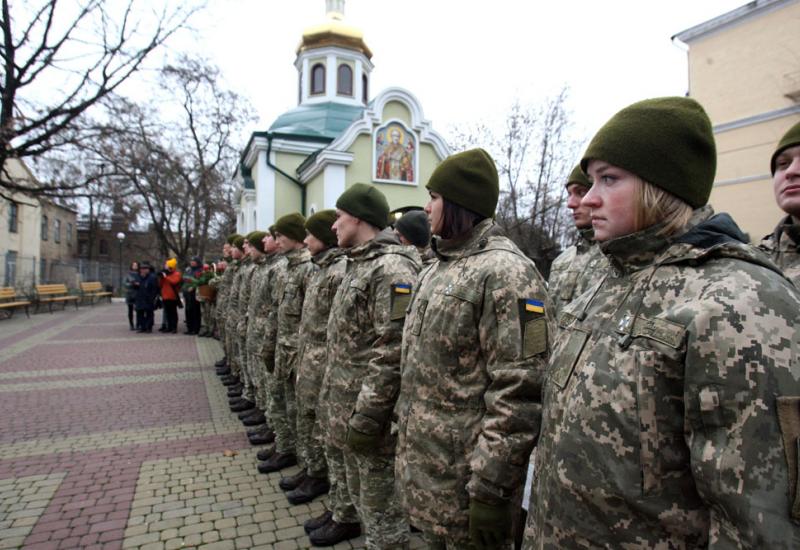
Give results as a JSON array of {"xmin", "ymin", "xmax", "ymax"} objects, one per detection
[
  {"xmin": 524, "ymin": 97, "xmax": 800, "ymax": 548},
  {"xmin": 397, "ymin": 148, "xmax": 553, "ymax": 549}
]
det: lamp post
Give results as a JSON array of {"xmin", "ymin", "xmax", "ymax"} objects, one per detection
[{"xmin": 116, "ymin": 232, "xmax": 125, "ymax": 296}]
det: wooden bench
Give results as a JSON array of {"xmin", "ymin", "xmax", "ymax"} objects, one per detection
[
  {"xmin": 0, "ymin": 287, "xmax": 31, "ymax": 319},
  {"xmin": 80, "ymin": 281, "xmax": 113, "ymax": 305},
  {"xmin": 35, "ymin": 284, "xmax": 79, "ymax": 313}
]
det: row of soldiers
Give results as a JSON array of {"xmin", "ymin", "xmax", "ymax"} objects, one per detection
[{"xmin": 206, "ymin": 100, "xmax": 800, "ymax": 550}]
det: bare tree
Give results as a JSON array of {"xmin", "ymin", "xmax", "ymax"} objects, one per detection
[
  {"xmin": 448, "ymin": 87, "xmax": 582, "ymax": 276},
  {"xmin": 75, "ymin": 57, "xmax": 254, "ymax": 262},
  {"xmin": 0, "ymin": 0, "xmax": 200, "ymax": 197}
]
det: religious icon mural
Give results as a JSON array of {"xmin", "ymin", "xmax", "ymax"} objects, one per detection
[{"xmin": 374, "ymin": 122, "xmax": 416, "ymax": 183}]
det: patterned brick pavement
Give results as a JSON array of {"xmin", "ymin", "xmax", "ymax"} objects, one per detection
[{"xmin": 0, "ymin": 304, "xmax": 423, "ymax": 550}]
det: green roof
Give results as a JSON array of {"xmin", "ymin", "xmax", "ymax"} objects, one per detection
[{"xmin": 269, "ymin": 102, "xmax": 365, "ymax": 140}]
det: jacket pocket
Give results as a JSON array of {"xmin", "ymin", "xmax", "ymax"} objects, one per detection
[{"xmin": 549, "ymin": 327, "xmax": 590, "ymax": 390}]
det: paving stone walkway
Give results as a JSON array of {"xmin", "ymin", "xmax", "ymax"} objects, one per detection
[{"xmin": 0, "ymin": 304, "xmax": 423, "ymax": 550}]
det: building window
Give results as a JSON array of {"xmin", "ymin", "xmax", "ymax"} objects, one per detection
[
  {"xmin": 311, "ymin": 63, "xmax": 325, "ymax": 95},
  {"xmin": 67, "ymin": 223, "xmax": 73, "ymax": 244},
  {"xmin": 337, "ymin": 64, "xmax": 353, "ymax": 96},
  {"xmin": 99, "ymin": 239, "xmax": 109, "ymax": 256},
  {"xmin": 54, "ymin": 219, "xmax": 61, "ymax": 243},
  {"xmin": 41, "ymin": 215, "xmax": 48, "ymax": 240},
  {"xmin": 4, "ymin": 251, "xmax": 17, "ymax": 287},
  {"xmin": 8, "ymin": 202, "xmax": 18, "ymax": 233},
  {"xmin": 78, "ymin": 240, "xmax": 89, "ymax": 257},
  {"xmin": 362, "ymin": 74, "xmax": 368, "ymax": 103}
]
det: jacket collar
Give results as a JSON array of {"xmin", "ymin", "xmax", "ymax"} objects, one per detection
[
  {"xmin": 431, "ymin": 218, "xmax": 499, "ymax": 261},
  {"xmin": 284, "ymin": 247, "xmax": 311, "ymax": 267}
]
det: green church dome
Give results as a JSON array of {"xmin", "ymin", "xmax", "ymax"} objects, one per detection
[{"xmin": 269, "ymin": 102, "xmax": 365, "ymax": 141}]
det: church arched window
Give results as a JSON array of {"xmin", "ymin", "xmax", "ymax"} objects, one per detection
[
  {"xmin": 337, "ymin": 64, "xmax": 353, "ymax": 96},
  {"xmin": 311, "ymin": 63, "xmax": 325, "ymax": 95},
  {"xmin": 362, "ymin": 74, "xmax": 368, "ymax": 103}
]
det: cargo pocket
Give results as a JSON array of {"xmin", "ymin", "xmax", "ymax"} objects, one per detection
[
  {"xmin": 408, "ymin": 299, "xmax": 428, "ymax": 336},
  {"xmin": 549, "ymin": 328, "xmax": 590, "ymax": 390},
  {"xmin": 777, "ymin": 396, "xmax": 800, "ymax": 519},
  {"xmin": 636, "ymin": 349, "xmax": 660, "ymax": 495},
  {"xmin": 558, "ymin": 270, "xmax": 579, "ymax": 301}
]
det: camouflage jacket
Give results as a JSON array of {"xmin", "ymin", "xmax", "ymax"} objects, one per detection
[
  {"xmin": 275, "ymin": 248, "xmax": 316, "ymax": 379},
  {"xmin": 254, "ymin": 254, "xmax": 287, "ymax": 370},
  {"xmin": 225, "ymin": 258, "xmax": 250, "ymax": 326},
  {"xmin": 234, "ymin": 259, "xmax": 260, "ymax": 334},
  {"xmin": 760, "ymin": 214, "xmax": 800, "ymax": 287},
  {"xmin": 418, "ymin": 245, "xmax": 437, "ymax": 267},
  {"xmin": 244, "ymin": 255, "xmax": 273, "ymax": 353},
  {"xmin": 296, "ymin": 248, "xmax": 347, "ymax": 410},
  {"xmin": 396, "ymin": 219, "xmax": 553, "ymax": 534},
  {"xmin": 214, "ymin": 260, "xmax": 238, "ymax": 324},
  {"xmin": 525, "ymin": 207, "xmax": 800, "ymax": 549},
  {"xmin": 547, "ymin": 228, "xmax": 608, "ymax": 319},
  {"xmin": 325, "ymin": 230, "xmax": 421, "ymax": 453}
]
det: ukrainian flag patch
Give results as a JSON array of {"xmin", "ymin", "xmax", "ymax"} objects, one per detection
[
  {"xmin": 390, "ymin": 283, "xmax": 413, "ymax": 321},
  {"xmin": 394, "ymin": 283, "xmax": 412, "ymax": 294},
  {"xmin": 525, "ymin": 299, "xmax": 545, "ymax": 314}
]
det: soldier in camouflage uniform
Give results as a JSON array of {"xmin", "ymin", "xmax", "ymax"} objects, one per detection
[
  {"xmin": 394, "ymin": 209, "xmax": 436, "ymax": 267},
  {"xmin": 259, "ymin": 213, "xmax": 316, "ymax": 474},
  {"xmin": 396, "ymin": 149, "xmax": 552, "ymax": 550},
  {"xmin": 225, "ymin": 236, "xmax": 255, "ymax": 410},
  {"xmin": 220, "ymin": 236, "xmax": 245, "ymax": 385},
  {"xmin": 316, "ymin": 183, "xmax": 420, "ymax": 550},
  {"xmin": 233, "ymin": 233, "xmax": 268, "ymax": 427},
  {"xmin": 760, "ymin": 120, "xmax": 800, "ymax": 286},
  {"xmin": 547, "ymin": 165, "xmax": 608, "ymax": 318},
  {"xmin": 524, "ymin": 97, "xmax": 800, "ymax": 549},
  {"xmin": 214, "ymin": 235, "xmax": 240, "ymax": 375},
  {"xmin": 280, "ymin": 210, "xmax": 345, "ymax": 508}
]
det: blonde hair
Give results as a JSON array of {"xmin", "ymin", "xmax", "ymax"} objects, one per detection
[{"xmin": 634, "ymin": 179, "xmax": 694, "ymax": 237}]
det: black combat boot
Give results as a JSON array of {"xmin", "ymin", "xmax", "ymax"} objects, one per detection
[
  {"xmin": 309, "ymin": 520, "xmax": 361, "ymax": 547},
  {"xmin": 230, "ymin": 399, "xmax": 255, "ymax": 413},
  {"xmin": 256, "ymin": 446, "xmax": 275, "ymax": 461},
  {"xmin": 286, "ymin": 475, "xmax": 330, "ymax": 505},
  {"xmin": 241, "ymin": 410, "xmax": 266, "ymax": 426},
  {"xmin": 215, "ymin": 357, "xmax": 227, "ymax": 368},
  {"xmin": 278, "ymin": 469, "xmax": 307, "ymax": 491},
  {"xmin": 257, "ymin": 452, "xmax": 296, "ymax": 474},
  {"xmin": 303, "ymin": 510, "xmax": 332, "ymax": 534}
]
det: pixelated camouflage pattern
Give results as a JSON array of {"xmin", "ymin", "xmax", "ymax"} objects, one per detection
[
  {"xmin": 275, "ymin": 247, "xmax": 316, "ymax": 380},
  {"xmin": 547, "ymin": 228, "xmax": 608, "ymax": 318},
  {"xmin": 344, "ymin": 452, "xmax": 409, "ymax": 550},
  {"xmin": 396, "ymin": 219, "xmax": 553, "ymax": 536},
  {"xmin": 326, "ymin": 230, "xmax": 421, "ymax": 453},
  {"xmin": 524, "ymin": 206, "xmax": 800, "ymax": 549},
  {"xmin": 760, "ymin": 214, "xmax": 800, "ymax": 287},
  {"xmin": 215, "ymin": 259, "xmax": 238, "ymax": 353},
  {"xmin": 241, "ymin": 256, "xmax": 272, "ymax": 403},
  {"xmin": 224, "ymin": 258, "xmax": 249, "ymax": 375},
  {"xmin": 234, "ymin": 259, "xmax": 260, "ymax": 390},
  {"xmin": 295, "ymin": 247, "xmax": 346, "ymax": 478},
  {"xmin": 325, "ymin": 442, "xmax": 360, "ymax": 524}
]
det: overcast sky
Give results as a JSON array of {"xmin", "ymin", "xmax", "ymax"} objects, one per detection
[{"xmin": 179, "ymin": 0, "xmax": 746, "ymax": 145}]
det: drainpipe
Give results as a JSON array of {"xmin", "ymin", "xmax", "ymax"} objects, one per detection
[{"xmin": 266, "ymin": 133, "xmax": 306, "ymax": 214}]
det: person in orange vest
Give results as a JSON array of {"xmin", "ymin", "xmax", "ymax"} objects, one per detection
[{"xmin": 158, "ymin": 258, "xmax": 183, "ymax": 334}]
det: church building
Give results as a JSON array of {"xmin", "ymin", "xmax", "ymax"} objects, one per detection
[{"xmin": 234, "ymin": 0, "xmax": 450, "ymax": 232}]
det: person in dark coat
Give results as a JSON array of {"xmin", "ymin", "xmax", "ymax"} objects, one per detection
[
  {"xmin": 124, "ymin": 261, "xmax": 140, "ymax": 330},
  {"xmin": 134, "ymin": 262, "xmax": 159, "ymax": 333},
  {"xmin": 182, "ymin": 256, "xmax": 203, "ymax": 335}
]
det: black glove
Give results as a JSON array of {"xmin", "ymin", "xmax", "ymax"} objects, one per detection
[{"xmin": 468, "ymin": 499, "xmax": 511, "ymax": 550}]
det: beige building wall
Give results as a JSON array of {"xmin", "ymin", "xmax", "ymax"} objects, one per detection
[{"xmin": 677, "ymin": 0, "xmax": 800, "ymax": 240}]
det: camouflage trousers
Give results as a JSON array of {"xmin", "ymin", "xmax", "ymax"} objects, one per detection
[
  {"xmin": 344, "ymin": 452, "xmax": 409, "ymax": 550},
  {"xmin": 242, "ymin": 350, "xmax": 261, "ymax": 403},
  {"xmin": 265, "ymin": 370, "xmax": 296, "ymax": 454},
  {"xmin": 296, "ymin": 402, "xmax": 327, "ymax": 478},
  {"xmin": 324, "ymin": 443, "xmax": 359, "ymax": 524},
  {"xmin": 236, "ymin": 322, "xmax": 250, "ymax": 389},
  {"xmin": 200, "ymin": 301, "xmax": 215, "ymax": 335},
  {"xmin": 422, "ymin": 532, "xmax": 478, "ymax": 550},
  {"xmin": 224, "ymin": 316, "xmax": 240, "ymax": 376}
]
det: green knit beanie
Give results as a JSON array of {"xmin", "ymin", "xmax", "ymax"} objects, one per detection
[
  {"xmin": 273, "ymin": 213, "xmax": 307, "ymax": 243},
  {"xmin": 226, "ymin": 233, "xmax": 241, "ymax": 245},
  {"xmin": 336, "ymin": 183, "xmax": 390, "ymax": 229},
  {"xmin": 305, "ymin": 209, "xmax": 338, "ymax": 247},
  {"xmin": 246, "ymin": 231, "xmax": 267, "ymax": 253},
  {"xmin": 771, "ymin": 120, "xmax": 800, "ymax": 175},
  {"xmin": 581, "ymin": 97, "xmax": 716, "ymax": 208},
  {"xmin": 395, "ymin": 210, "xmax": 430, "ymax": 247},
  {"xmin": 566, "ymin": 164, "xmax": 591, "ymax": 188},
  {"xmin": 233, "ymin": 235, "xmax": 245, "ymax": 251},
  {"xmin": 426, "ymin": 148, "xmax": 499, "ymax": 218}
]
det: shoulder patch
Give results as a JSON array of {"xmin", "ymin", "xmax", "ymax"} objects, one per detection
[
  {"xmin": 390, "ymin": 283, "xmax": 413, "ymax": 321},
  {"xmin": 518, "ymin": 298, "xmax": 547, "ymax": 358}
]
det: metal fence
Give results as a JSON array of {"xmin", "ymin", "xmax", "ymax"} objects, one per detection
[{"xmin": 1, "ymin": 252, "xmax": 123, "ymax": 296}]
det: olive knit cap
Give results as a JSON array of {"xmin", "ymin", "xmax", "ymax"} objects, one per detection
[
  {"xmin": 336, "ymin": 183, "xmax": 390, "ymax": 229},
  {"xmin": 566, "ymin": 164, "xmax": 591, "ymax": 188},
  {"xmin": 273, "ymin": 212, "xmax": 307, "ymax": 243},
  {"xmin": 246, "ymin": 231, "xmax": 267, "ymax": 253},
  {"xmin": 771, "ymin": 120, "xmax": 800, "ymax": 175},
  {"xmin": 226, "ymin": 233, "xmax": 242, "ymax": 245},
  {"xmin": 395, "ymin": 210, "xmax": 431, "ymax": 247},
  {"xmin": 233, "ymin": 235, "xmax": 245, "ymax": 251},
  {"xmin": 580, "ymin": 96, "xmax": 716, "ymax": 208},
  {"xmin": 305, "ymin": 209, "xmax": 338, "ymax": 247},
  {"xmin": 426, "ymin": 148, "xmax": 499, "ymax": 218}
]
